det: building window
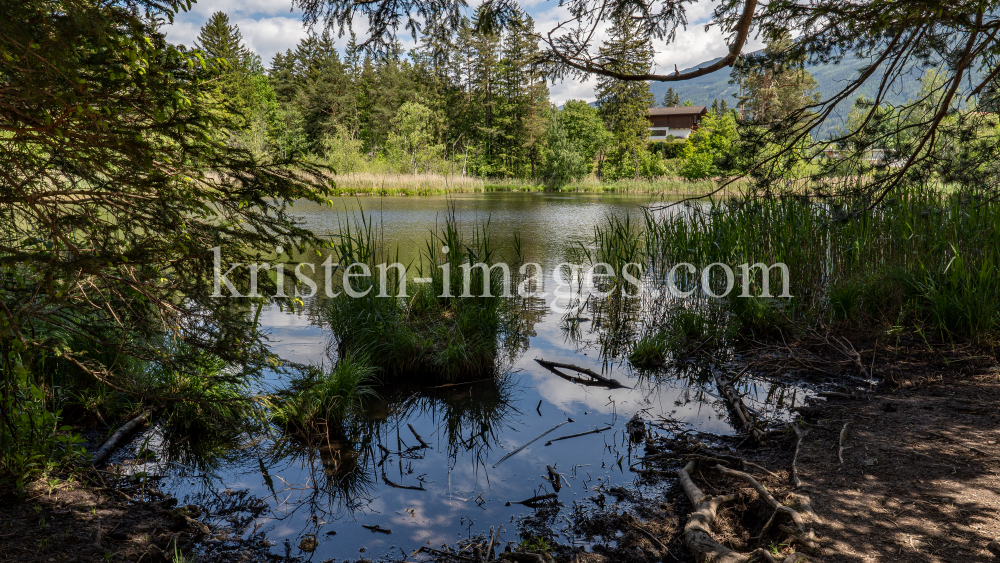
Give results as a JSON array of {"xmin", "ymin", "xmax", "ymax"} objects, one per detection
[{"xmin": 649, "ymin": 130, "xmax": 666, "ymax": 137}]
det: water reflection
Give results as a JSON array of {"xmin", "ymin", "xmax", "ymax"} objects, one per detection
[{"xmin": 122, "ymin": 193, "xmax": 814, "ymax": 562}]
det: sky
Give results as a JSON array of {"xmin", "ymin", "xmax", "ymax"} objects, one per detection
[{"xmin": 163, "ymin": 0, "xmax": 765, "ymax": 105}]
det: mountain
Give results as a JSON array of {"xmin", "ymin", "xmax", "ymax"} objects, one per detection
[{"xmin": 648, "ymin": 53, "xmax": 928, "ymax": 139}]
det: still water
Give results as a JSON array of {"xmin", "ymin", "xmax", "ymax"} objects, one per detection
[{"xmin": 123, "ymin": 193, "xmax": 805, "ymax": 561}]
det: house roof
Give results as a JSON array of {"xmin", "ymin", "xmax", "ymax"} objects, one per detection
[{"xmin": 647, "ymin": 106, "xmax": 708, "ymax": 116}]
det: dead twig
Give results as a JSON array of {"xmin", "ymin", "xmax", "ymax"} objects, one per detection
[
  {"xmin": 534, "ymin": 358, "xmax": 627, "ymax": 389},
  {"xmin": 492, "ymin": 419, "xmax": 574, "ymax": 468}
]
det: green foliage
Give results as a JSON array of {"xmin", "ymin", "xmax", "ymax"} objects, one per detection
[
  {"xmin": 0, "ymin": 0, "xmax": 329, "ymax": 483},
  {"xmin": 544, "ymin": 109, "xmax": 589, "ymax": 185},
  {"xmin": 596, "ymin": 14, "xmax": 658, "ymax": 181},
  {"xmin": 0, "ymin": 348, "xmax": 87, "ymax": 492},
  {"xmin": 629, "ymin": 307, "xmax": 730, "ymax": 367},
  {"xmin": 638, "ymin": 186, "xmax": 1000, "ymax": 342},
  {"xmin": 679, "ymin": 110, "xmax": 739, "ymax": 179},
  {"xmin": 649, "ymin": 140, "xmax": 686, "ymax": 159},
  {"xmin": 271, "ymin": 355, "xmax": 377, "ymax": 438},
  {"xmin": 324, "ymin": 212, "xmax": 521, "ymax": 382}
]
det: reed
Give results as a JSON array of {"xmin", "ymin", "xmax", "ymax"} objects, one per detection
[
  {"xmin": 270, "ymin": 354, "xmax": 378, "ymax": 439},
  {"xmin": 323, "ymin": 208, "xmax": 521, "ymax": 383},
  {"xmin": 322, "ymin": 172, "xmax": 729, "ymax": 196},
  {"xmin": 589, "ymin": 185, "xmax": 1000, "ymax": 363}
]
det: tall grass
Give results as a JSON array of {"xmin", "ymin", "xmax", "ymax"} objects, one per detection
[
  {"xmin": 323, "ymin": 173, "xmax": 728, "ymax": 196},
  {"xmin": 270, "ymin": 354, "xmax": 377, "ymax": 439},
  {"xmin": 588, "ymin": 186, "xmax": 1000, "ymax": 363},
  {"xmin": 324, "ymin": 208, "xmax": 521, "ymax": 382}
]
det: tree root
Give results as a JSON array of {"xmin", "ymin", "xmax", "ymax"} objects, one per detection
[
  {"xmin": 791, "ymin": 423, "xmax": 808, "ymax": 488},
  {"xmin": 838, "ymin": 422, "xmax": 850, "ymax": 465},
  {"xmin": 677, "ymin": 461, "xmax": 820, "ymax": 563}
]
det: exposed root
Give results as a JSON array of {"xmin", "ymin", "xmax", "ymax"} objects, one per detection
[
  {"xmin": 838, "ymin": 422, "xmax": 850, "ymax": 465},
  {"xmin": 791, "ymin": 423, "xmax": 808, "ymax": 488},
  {"xmin": 677, "ymin": 461, "xmax": 820, "ymax": 563}
]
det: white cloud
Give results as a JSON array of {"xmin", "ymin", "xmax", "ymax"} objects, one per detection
[
  {"xmin": 234, "ymin": 16, "xmax": 311, "ymax": 62},
  {"xmin": 166, "ymin": 0, "xmax": 752, "ymax": 98}
]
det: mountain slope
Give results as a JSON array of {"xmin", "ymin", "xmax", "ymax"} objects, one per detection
[{"xmin": 648, "ymin": 54, "xmax": 928, "ymax": 139}]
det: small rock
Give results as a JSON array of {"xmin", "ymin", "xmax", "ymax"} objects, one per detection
[
  {"xmin": 299, "ymin": 536, "xmax": 318, "ymax": 553},
  {"xmin": 987, "ymin": 539, "xmax": 1000, "ymax": 557}
]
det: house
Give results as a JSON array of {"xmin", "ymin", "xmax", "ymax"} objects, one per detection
[{"xmin": 647, "ymin": 106, "xmax": 708, "ymax": 140}]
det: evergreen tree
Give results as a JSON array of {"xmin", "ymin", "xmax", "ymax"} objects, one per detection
[
  {"xmin": 662, "ymin": 87, "xmax": 680, "ymax": 107},
  {"xmin": 196, "ymin": 12, "xmax": 277, "ymax": 154},
  {"xmin": 595, "ymin": 14, "xmax": 658, "ymax": 180},
  {"xmin": 732, "ymin": 33, "xmax": 821, "ymax": 123},
  {"xmin": 195, "ymin": 12, "xmax": 251, "ymax": 70}
]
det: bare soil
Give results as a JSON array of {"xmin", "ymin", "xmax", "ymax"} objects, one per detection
[{"xmin": 0, "ymin": 480, "xmax": 190, "ymax": 563}]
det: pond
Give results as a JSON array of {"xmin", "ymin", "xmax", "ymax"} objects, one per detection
[{"xmin": 118, "ymin": 193, "xmax": 808, "ymax": 562}]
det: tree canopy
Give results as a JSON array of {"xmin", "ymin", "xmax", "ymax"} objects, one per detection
[
  {"xmin": 294, "ymin": 0, "xmax": 1000, "ymax": 203},
  {"xmin": 0, "ymin": 0, "xmax": 330, "ymax": 402}
]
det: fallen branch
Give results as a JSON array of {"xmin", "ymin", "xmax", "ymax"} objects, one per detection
[
  {"xmin": 545, "ymin": 425, "xmax": 612, "ymax": 446},
  {"xmin": 505, "ymin": 493, "xmax": 557, "ymax": 507},
  {"xmin": 713, "ymin": 370, "xmax": 765, "ymax": 442},
  {"xmin": 90, "ymin": 409, "xmax": 153, "ymax": 465},
  {"xmin": 408, "ymin": 423, "xmax": 431, "ymax": 449},
  {"xmin": 492, "ymin": 419, "xmax": 574, "ymax": 468},
  {"xmin": 362, "ymin": 524, "xmax": 392, "ymax": 534},
  {"xmin": 534, "ymin": 359, "xmax": 627, "ymax": 389},
  {"xmin": 381, "ymin": 470, "xmax": 425, "ymax": 491}
]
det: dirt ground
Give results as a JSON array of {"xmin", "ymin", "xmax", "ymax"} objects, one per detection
[
  {"xmin": 548, "ymin": 341, "xmax": 1000, "ymax": 563},
  {"xmin": 791, "ymin": 368, "xmax": 1000, "ymax": 561},
  {"xmin": 0, "ymin": 480, "xmax": 193, "ymax": 563}
]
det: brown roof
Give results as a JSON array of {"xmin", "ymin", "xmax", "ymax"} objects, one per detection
[{"xmin": 647, "ymin": 106, "xmax": 708, "ymax": 116}]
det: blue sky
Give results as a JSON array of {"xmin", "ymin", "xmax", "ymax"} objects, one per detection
[{"xmin": 163, "ymin": 0, "xmax": 764, "ymax": 104}]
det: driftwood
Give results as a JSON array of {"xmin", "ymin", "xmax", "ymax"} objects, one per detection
[
  {"xmin": 544, "ymin": 425, "xmax": 612, "ymax": 446},
  {"xmin": 408, "ymin": 423, "xmax": 431, "ymax": 449},
  {"xmin": 362, "ymin": 524, "xmax": 392, "ymax": 534},
  {"xmin": 534, "ymin": 359, "xmax": 627, "ymax": 389},
  {"xmin": 381, "ymin": 469, "xmax": 425, "ymax": 491},
  {"xmin": 90, "ymin": 409, "xmax": 153, "ymax": 465},
  {"xmin": 505, "ymin": 493, "xmax": 557, "ymax": 507},
  {"xmin": 713, "ymin": 370, "xmax": 765, "ymax": 442},
  {"xmin": 492, "ymin": 419, "xmax": 574, "ymax": 468}
]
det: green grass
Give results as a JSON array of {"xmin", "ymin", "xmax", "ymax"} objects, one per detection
[
  {"xmin": 322, "ymin": 172, "xmax": 728, "ymax": 196},
  {"xmin": 270, "ymin": 354, "xmax": 377, "ymax": 439},
  {"xmin": 588, "ymin": 185, "xmax": 1000, "ymax": 365},
  {"xmin": 324, "ymin": 209, "xmax": 521, "ymax": 383}
]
